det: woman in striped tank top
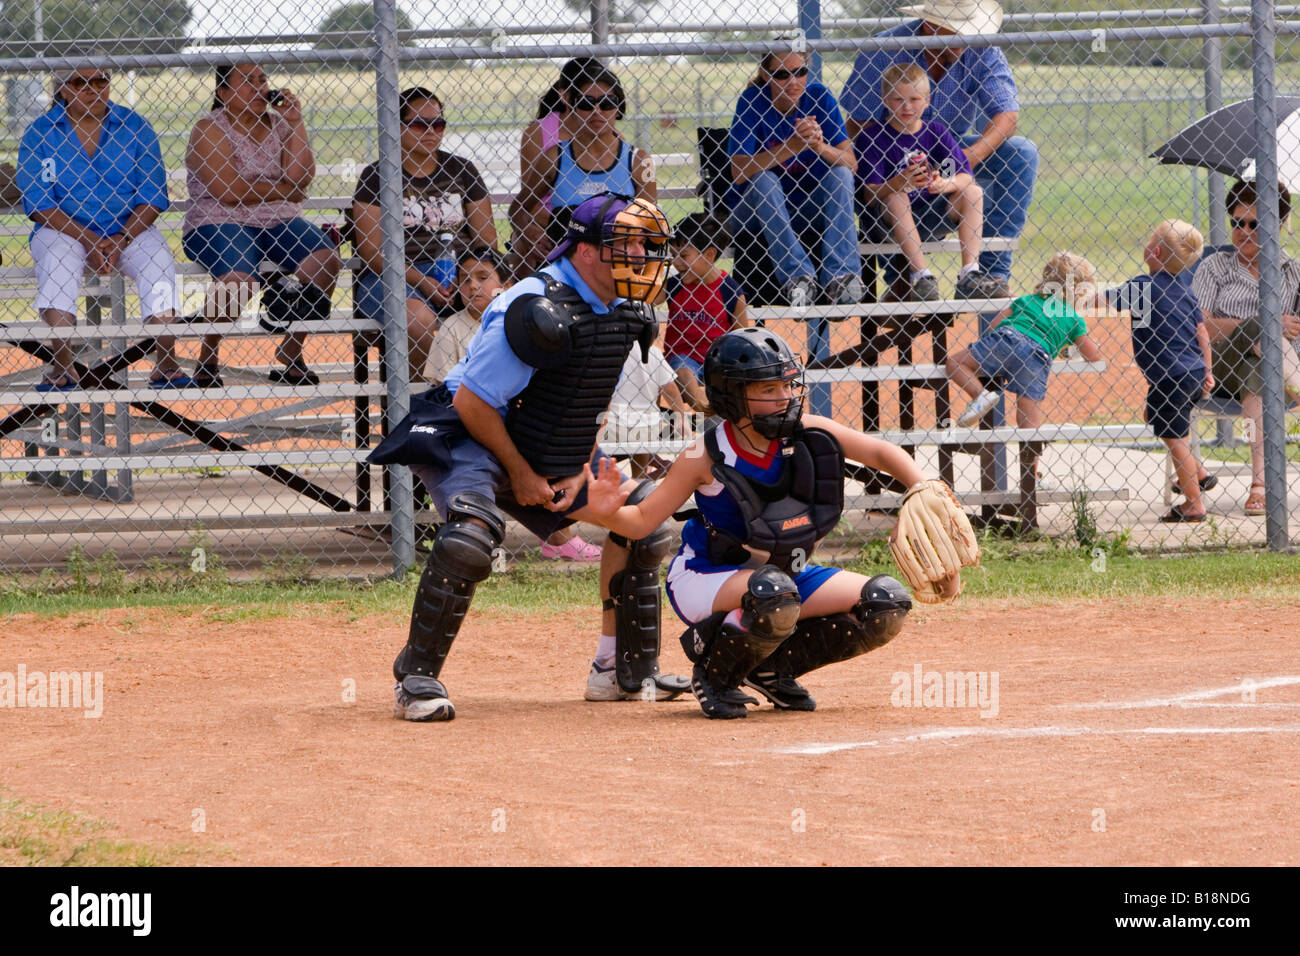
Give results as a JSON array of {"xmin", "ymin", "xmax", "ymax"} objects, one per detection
[{"xmin": 517, "ymin": 59, "xmax": 655, "ymax": 267}]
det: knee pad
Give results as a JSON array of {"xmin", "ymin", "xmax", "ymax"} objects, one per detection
[
  {"xmin": 852, "ymin": 573, "xmax": 912, "ymax": 652},
  {"xmin": 261, "ymin": 276, "xmax": 331, "ymax": 332},
  {"xmin": 760, "ymin": 574, "xmax": 912, "ymax": 679},
  {"xmin": 395, "ymin": 494, "xmax": 506, "ymax": 681},
  {"xmin": 705, "ymin": 566, "xmax": 801, "ymax": 691}
]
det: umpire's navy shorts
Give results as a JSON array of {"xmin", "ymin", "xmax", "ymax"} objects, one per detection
[{"xmin": 369, "ymin": 384, "xmax": 619, "ymax": 541}]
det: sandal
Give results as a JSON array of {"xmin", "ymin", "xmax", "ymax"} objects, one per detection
[
  {"xmin": 34, "ymin": 373, "xmax": 80, "ymax": 392},
  {"xmin": 148, "ymin": 368, "xmax": 198, "ymax": 389},
  {"xmin": 1244, "ymin": 484, "xmax": 1266, "ymax": 516},
  {"xmin": 1159, "ymin": 506, "xmax": 1205, "ymax": 523},
  {"xmin": 192, "ymin": 363, "xmax": 224, "ymax": 388},
  {"xmin": 268, "ymin": 359, "xmax": 320, "ymax": 386},
  {"xmin": 1171, "ymin": 473, "xmax": 1218, "ymax": 496}
]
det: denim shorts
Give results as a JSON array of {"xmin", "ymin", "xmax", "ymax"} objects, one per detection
[
  {"xmin": 353, "ymin": 261, "xmax": 450, "ymax": 321},
  {"xmin": 182, "ymin": 220, "xmax": 335, "ymax": 278},
  {"xmin": 968, "ymin": 326, "xmax": 1052, "ymax": 401},
  {"xmin": 666, "ymin": 353, "xmax": 703, "ymax": 379}
]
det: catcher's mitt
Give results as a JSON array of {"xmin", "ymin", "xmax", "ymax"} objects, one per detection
[{"xmin": 889, "ymin": 480, "xmax": 980, "ymax": 604}]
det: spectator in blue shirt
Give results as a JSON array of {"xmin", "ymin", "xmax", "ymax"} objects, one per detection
[
  {"xmin": 728, "ymin": 48, "xmax": 863, "ymax": 311},
  {"xmin": 842, "ymin": 0, "xmax": 1036, "ymax": 293},
  {"xmin": 729, "ymin": 46, "xmax": 864, "ymax": 417},
  {"xmin": 17, "ymin": 67, "xmax": 187, "ymax": 390}
]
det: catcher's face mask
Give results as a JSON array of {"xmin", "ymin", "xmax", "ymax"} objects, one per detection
[
  {"xmin": 601, "ymin": 197, "xmax": 672, "ymax": 303},
  {"xmin": 743, "ymin": 375, "xmax": 806, "ymax": 440}
]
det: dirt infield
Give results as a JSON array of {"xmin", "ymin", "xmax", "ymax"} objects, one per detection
[{"xmin": 2, "ymin": 597, "xmax": 1297, "ymax": 866}]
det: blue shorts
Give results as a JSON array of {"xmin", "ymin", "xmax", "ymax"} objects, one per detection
[
  {"xmin": 665, "ymin": 551, "xmax": 839, "ymax": 625},
  {"xmin": 1145, "ymin": 370, "xmax": 1203, "ymax": 439},
  {"xmin": 353, "ymin": 261, "xmax": 452, "ymax": 321},
  {"xmin": 182, "ymin": 220, "xmax": 335, "ymax": 278},
  {"xmin": 968, "ymin": 326, "xmax": 1052, "ymax": 401},
  {"xmin": 369, "ymin": 384, "xmax": 618, "ymax": 541}
]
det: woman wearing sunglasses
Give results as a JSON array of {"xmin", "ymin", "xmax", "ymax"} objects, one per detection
[
  {"xmin": 727, "ymin": 47, "xmax": 863, "ymax": 313},
  {"xmin": 517, "ymin": 59, "xmax": 655, "ymax": 264},
  {"xmin": 507, "ymin": 57, "xmax": 605, "ymax": 278},
  {"xmin": 1192, "ymin": 179, "xmax": 1300, "ymax": 516},
  {"xmin": 183, "ymin": 61, "xmax": 342, "ymax": 387},
  {"xmin": 350, "ymin": 87, "xmax": 497, "ymax": 381}
]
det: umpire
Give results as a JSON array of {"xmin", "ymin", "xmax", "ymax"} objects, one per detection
[{"xmin": 371, "ymin": 192, "xmax": 691, "ymax": 721}]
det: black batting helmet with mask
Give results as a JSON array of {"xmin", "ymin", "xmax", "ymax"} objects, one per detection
[
  {"xmin": 547, "ymin": 192, "xmax": 672, "ymax": 302},
  {"xmin": 703, "ymin": 328, "xmax": 807, "ymax": 440}
]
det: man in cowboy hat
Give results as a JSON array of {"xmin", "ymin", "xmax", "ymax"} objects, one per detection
[{"xmin": 843, "ymin": 0, "xmax": 1036, "ymax": 295}]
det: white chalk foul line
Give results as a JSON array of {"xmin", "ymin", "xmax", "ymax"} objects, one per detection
[
  {"xmin": 777, "ymin": 723, "xmax": 1300, "ymax": 756},
  {"xmin": 1067, "ymin": 675, "xmax": 1300, "ymax": 711}
]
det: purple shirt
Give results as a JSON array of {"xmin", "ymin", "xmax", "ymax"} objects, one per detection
[{"xmin": 855, "ymin": 119, "xmax": 972, "ymax": 204}]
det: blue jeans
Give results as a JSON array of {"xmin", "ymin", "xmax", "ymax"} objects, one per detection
[
  {"xmin": 727, "ymin": 166, "xmax": 862, "ymax": 289},
  {"xmin": 960, "ymin": 133, "xmax": 1038, "ymax": 280},
  {"xmin": 729, "ymin": 166, "xmax": 861, "ymax": 415}
]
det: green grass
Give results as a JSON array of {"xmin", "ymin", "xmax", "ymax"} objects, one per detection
[
  {"xmin": 2, "ymin": 540, "xmax": 1298, "ymax": 620},
  {"xmin": 0, "ymin": 787, "xmax": 229, "ymax": 866}
]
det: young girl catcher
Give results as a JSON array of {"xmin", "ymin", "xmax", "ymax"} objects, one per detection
[{"xmin": 584, "ymin": 327, "xmax": 979, "ymax": 719}]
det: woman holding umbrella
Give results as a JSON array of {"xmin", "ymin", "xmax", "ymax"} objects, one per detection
[{"xmin": 1191, "ymin": 179, "xmax": 1300, "ymax": 515}]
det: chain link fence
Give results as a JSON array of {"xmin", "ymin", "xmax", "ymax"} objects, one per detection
[{"xmin": 1, "ymin": 1, "xmax": 1298, "ymax": 582}]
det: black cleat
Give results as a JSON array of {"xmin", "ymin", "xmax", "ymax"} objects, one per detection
[
  {"xmin": 691, "ymin": 664, "xmax": 758, "ymax": 719},
  {"xmin": 744, "ymin": 669, "xmax": 816, "ymax": 711}
]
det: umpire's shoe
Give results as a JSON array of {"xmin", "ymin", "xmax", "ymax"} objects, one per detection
[
  {"xmin": 393, "ymin": 675, "xmax": 455, "ymax": 722},
  {"xmin": 690, "ymin": 664, "xmax": 759, "ymax": 719},
  {"xmin": 744, "ymin": 669, "xmax": 816, "ymax": 712}
]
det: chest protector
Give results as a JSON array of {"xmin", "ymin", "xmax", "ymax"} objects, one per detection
[
  {"xmin": 702, "ymin": 425, "xmax": 845, "ymax": 573},
  {"xmin": 504, "ymin": 276, "xmax": 655, "ymax": 477}
]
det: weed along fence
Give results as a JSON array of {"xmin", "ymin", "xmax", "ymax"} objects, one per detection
[{"xmin": 2, "ymin": 2, "xmax": 1299, "ymax": 581}]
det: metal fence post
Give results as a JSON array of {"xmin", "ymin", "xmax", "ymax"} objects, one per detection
[
  {"xmin": 1250, "ymin": 0, "xmax": 1291, "ymax": 549},
  {"xmin": 374, "ymin": 0, "xmax": 415, "ymax": 575},
  {"xmin": 799, "ymin": 0, "xmax": 823, "ymax": 85},
  {"xmin": 1204, "ymin": 0, "xmax": 1227, "ymax": 247}
]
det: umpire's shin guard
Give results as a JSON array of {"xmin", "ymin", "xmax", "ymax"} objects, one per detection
[{"xmin": 394, "ymin": 492, "xmax": 505, "ymax": 681}]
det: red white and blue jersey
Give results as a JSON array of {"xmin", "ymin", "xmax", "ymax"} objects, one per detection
[{"xmin": 666, "ymin": 422, "xmax": 840, "ymax": 625}]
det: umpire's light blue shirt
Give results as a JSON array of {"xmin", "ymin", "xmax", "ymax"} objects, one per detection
[
  {"xmin": 840, "ymin": 20, "xmax": 1020, "ymax": 135},
  {"xmin": 16, "ymin": 100, "xmax": 170, "ymax": 238},
  {"xmin": 445, "ymin": 257, "xmax": 621, "ymax": 414}
]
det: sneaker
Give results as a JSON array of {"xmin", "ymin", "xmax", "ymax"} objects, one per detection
[
  {"xmin": 584, "ymin": 662, "xmax": 689, "ymax": 701},
  {"xmin": 34, "ymin": 373, "xmax": 80, "ymax": 392},
  {"xmin": 956, "ymin": 388, "xmax": 1001, "ymax": 426},
  {"xmin": 393, "ymin": 675, "xmax": 455, "ymax": 722},
  {"xmin": 955, "ymin": 269, "xmax": 1010, "ymax": 299},
  {"xmin": 785, "ymin": 276, "xmax": 818, "ymax": 309},
  {"xmin": 540, "ymin": 535, "xmax": 602, "ymax": 562},
  {"xmin": 910, "ymin": 274, "xmax": 941, "ymax": 302},
  {"xmin": 690, "ymin": 663, "xmax": 758, "ymax": 719},
  {"xmin": 823, "ymin": 274, "xmax": 865, "ymax": 306},
  {"xmin": 744, "ymin": 669, "xmax": 816, "ymax": 711}
]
